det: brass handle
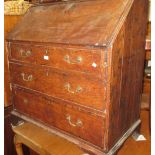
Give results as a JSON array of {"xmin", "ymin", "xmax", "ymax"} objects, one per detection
[
  {"xmin": 21, "ymin": 73, "xmax": 33, "ymax": 82},
  {"xmin": 20, "ymin": 49, "xmax": 32, "ymax": 57},
  {"xmin": 66, "ymin": 115, "xmax": 83, "ymax": 127},
  {"xmin": 64, "ymin": 83, "xmax": 82, "ymax": 94},
  {"xmin": 64, "ymin": 55, "xmax": 82, "ymax": 64}
]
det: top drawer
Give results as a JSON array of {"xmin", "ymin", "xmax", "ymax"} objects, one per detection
[{"xmin": 9, "ymin": 43, "xmax": 102, "ymax": 76}]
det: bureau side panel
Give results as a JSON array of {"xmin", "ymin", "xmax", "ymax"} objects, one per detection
[{"xmin": 107, "ymin": 0, "xmax": 148, "ymax": 150}]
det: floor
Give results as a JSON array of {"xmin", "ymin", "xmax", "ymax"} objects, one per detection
[{"xmin": 118, "ymin": 110, "xmax": 151, "ymax": 155}]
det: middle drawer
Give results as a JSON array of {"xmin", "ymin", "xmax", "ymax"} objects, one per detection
[{"xmin": 10, "ymin": 62, "xmax": 106, "ymax": 110}]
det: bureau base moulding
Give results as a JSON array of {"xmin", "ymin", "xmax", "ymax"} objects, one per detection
[{"xmin": 12, "ymin": 110, "xmax": 141, "ymax": 155}]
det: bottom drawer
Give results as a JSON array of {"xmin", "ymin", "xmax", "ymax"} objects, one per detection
[{"xmin": 13, "ymin": 87, "xmax": 105, "ymax": 148}]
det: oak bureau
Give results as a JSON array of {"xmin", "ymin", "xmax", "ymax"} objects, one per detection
[{"xmin": 6, "ymin": 0, "xmax": 148, "ymax": 154}]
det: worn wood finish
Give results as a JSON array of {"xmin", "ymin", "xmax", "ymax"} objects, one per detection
[
  {"xmin": 10, "ymin": 62, "xmax": 106, "ymax": 110},
  {"xmin": 10, "ymin": 43, "xmax": 102, "ymax": 76},
  {"xmin": 13, "ymin": 87, "xmax": 105, "ymax": 147},
  {"xmin": 7, "ymin": 0, "xmax": 148, "ymax": 154},
  {"xmin": 12, "ymin": 122, "xmax": 88, "ymax": 155},
  {"xmin": 106, "ymin": 0, "xmax": 148, "ymax": 150},
  {"xmin": 4, "ymin": 15, "xmax": 22, "ymax": 107},
  {"xmin": 12, "ymin": 111, "xmax": 141, "ymax": 155},
  {"xmin": 7, "ymin": 0, "xmax": 133, "ymax": 46}
]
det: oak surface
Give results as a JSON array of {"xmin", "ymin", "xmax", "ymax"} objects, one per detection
[
  {"xmin": 7, "ymin": 0, "xmax": 133, "ymax": 47},
  {"xmin": 4, "ymin": 15, "xmax": 22, "ymax": 107},
  {"xmin": 7, "ymin": 0, "xmax": 148, "ymax": 154},
  {"xmin": 13, "ymin": 122, "xmax": 86, "ymax": 155}
]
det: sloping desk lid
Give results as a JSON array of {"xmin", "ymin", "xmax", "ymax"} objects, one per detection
[{"xmin": 7, "ymin": 0, "xmax": 133, "ymax": 47}]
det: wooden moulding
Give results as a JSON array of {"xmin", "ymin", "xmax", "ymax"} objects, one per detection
[{"xmin": 11, "ymin": 111, "xmax": 141, "ymax": 155}]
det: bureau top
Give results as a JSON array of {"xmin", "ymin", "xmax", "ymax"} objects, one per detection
[{"xmin": 7, "ymin": 0, "xmax": 133, "ymax": 47}]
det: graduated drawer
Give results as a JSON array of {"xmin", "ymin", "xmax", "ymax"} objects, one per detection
[
  {"xmin": 9, "ymin": 43, "xmax": 101, "ymax": 76},
  {"xmin": 10, "ymin": 62, "xmax": 106, "ymax": 110},
  {"xmin": 13, "ymin": 87, "xmax": 105, "ymax": 148}
]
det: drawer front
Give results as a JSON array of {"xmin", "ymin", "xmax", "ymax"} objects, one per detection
[
  {"xmin": 10, "ymin": 63, "xmax": 106, "ymax": 110},
  {"xmin": 10, "ymin": 43, "xmax": 101, "ymax": 76},
  {"xmin": 13, "ymin": 87, "xmax": 104, "ymax": 148}
]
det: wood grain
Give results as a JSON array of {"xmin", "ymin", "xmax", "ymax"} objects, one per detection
[
  {"xmin": 7, "ymin": 0, "xmax": 132, "ymax": 47},
  {"xmin": 10, "ymin": 42, "xmax": 102, "ymax": 76},
  {"xmin": 7, "ymin": 0, "xmax": 148, "ymax": 154},
  {"xmin": 13, "ymin": 87, "xmax": 105, "ymax": 147},
  {"xmin": 13, "ymin": 122, "xmax": 86, "ymax": 155},
  {"xmin": 4, "ymin": 15, "xmax": 22, "ymax": 107},
  {"xmin": 9, "ymin": 62, "xmax": 106, "ymax": 110},
  {"xmin": 106, "ymin": 0, "xmax": 148, "ymax": 150}
]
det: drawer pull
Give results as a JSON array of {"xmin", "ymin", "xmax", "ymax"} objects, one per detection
[
  {"xmin": 66, "ymin": 115, "xmax": 83, "ymax": 127},
  {"xmin": 64, "ymin": 83, "xmax": 82, "ymax": 94},
  {"xmin": 21, "ymin": 73, "xmax": 33, "ymax": 82},
  {"xmin": 20, "ymin": 49, "xmax": 32, "ymax": 57},
  {"xmin": 64, "ymin": 55, "xmax": 82, "ymax": 64}
]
